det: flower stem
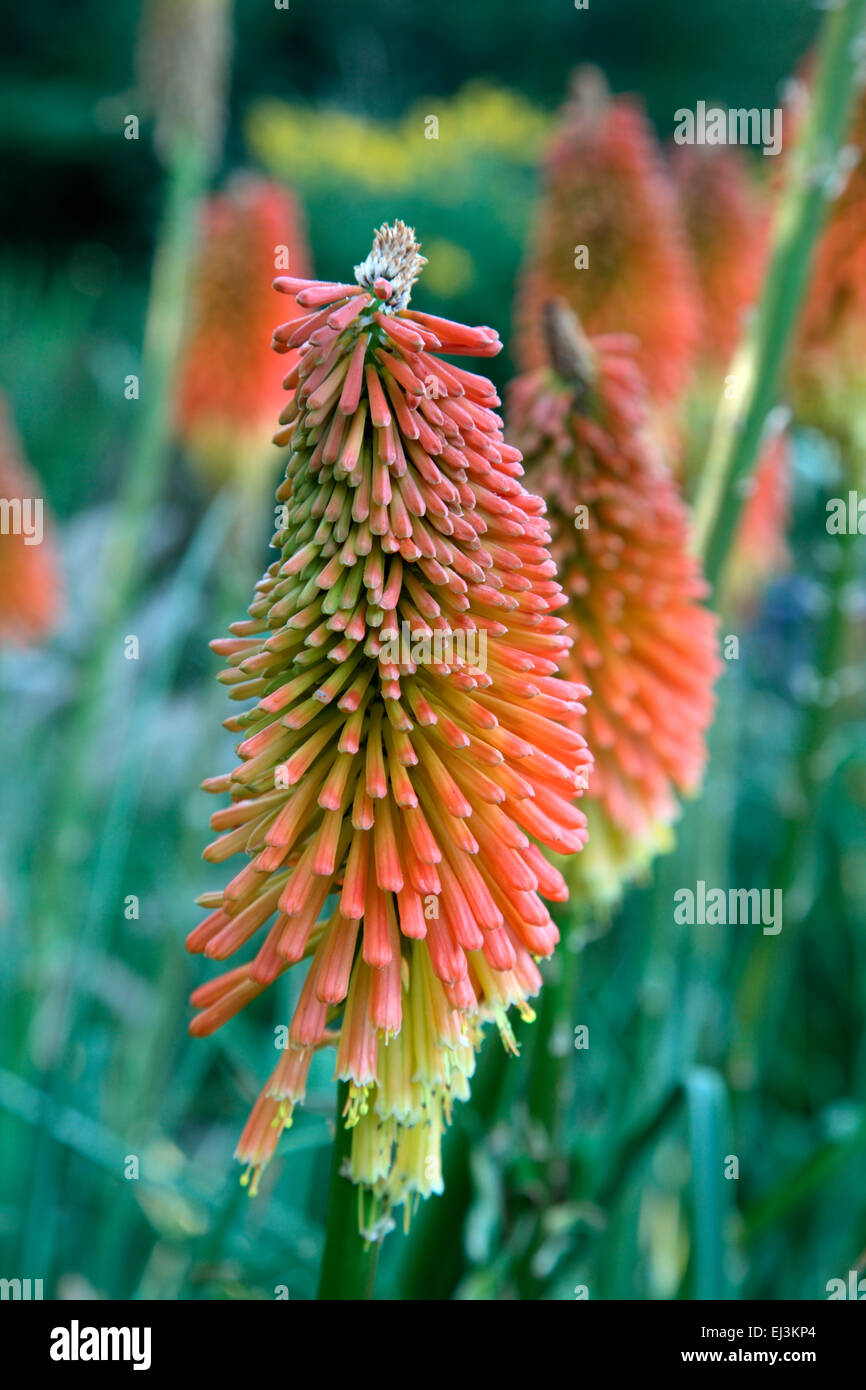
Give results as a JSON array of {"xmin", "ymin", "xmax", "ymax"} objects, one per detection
[
  {"xmin": 317, "ymin": 1081, "xmax": 380, "ymax": 1300},
  {"xmin": 22, "ymin": 128, "xmax": 212, "ymax": 1283},
  {"xmin": 33, "ymin": 130, "xmax": 209, "ymax": 1007},
  {"xmin": 692, "ymin": 0, "xmax": 866, "ymax": 588},
  {"xmin": 99, "ymin": 132, "xmax": 208, "ymax": 625},
  {"xmin": 527, "ymin": 911, "xmax": 585, "ymax": 1163}
]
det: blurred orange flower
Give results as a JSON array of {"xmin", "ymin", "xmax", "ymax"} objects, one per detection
[
  {"xmin": 516, "ymin": 69, "xmax": 700, "ymax": 405},
  {"xmin": 176, "ymin": 173, "xmax": 311, "ymax": 491},
  {"xmin": 508, "ymin": 302, "xmax": 719, "ymax": 899}
]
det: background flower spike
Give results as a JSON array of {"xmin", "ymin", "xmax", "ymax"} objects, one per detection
[{"xmin": 507, "ymin": 298, "xmax": 720, "ymax": 904}]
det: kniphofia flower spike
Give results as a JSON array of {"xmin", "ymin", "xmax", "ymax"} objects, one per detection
[
  {"xmin": 190, "ymin": 223, "xmax": 592, "ymax": 1236},
  {"xmin": 516, "ymin": 68, "xmax": 700, "ymax": 405},
  {"xmin": 508, "ymin": 301, "xmax": 719, "ymax": 902}
]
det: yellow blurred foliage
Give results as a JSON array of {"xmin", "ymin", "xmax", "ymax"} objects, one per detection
[
  {"xmin": 421, "ymin": 237, "xmax": 477, "ymax": 295},
  {"xmin": 246, "ymin": 80, "xmax": 550, "ymax": 191}
]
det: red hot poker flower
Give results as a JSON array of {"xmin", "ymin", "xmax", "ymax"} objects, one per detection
[
  {"xmin": 176, "ymin": 173, "xmax": 311, "ymax": 491},
  {"xmin": 516, "ymin": 69, "xmax": 700, "ymax": 405},
  {"xmin": 190, "ymin": 223, "xmax": 592, "ymax": 1235},
  {"xmin": 508, "ymin": 301, "xmax": 719, "ymax": 900}
]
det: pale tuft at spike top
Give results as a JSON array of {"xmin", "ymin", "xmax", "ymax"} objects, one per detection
[{"xmin": 189, "ymin": 222, "xmax": 593, "ymax": 1237}]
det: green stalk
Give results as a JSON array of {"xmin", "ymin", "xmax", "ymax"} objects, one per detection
[
  {"xmin": 97, "ymin": 132, "xmax": 209, "ymax": 627},
  {"xmin": 693, "ymin": 0, "xmax": 866, "ymax": 588},
  {"xmin": 394, "ymin": 1027, "xmax": 510, "ymax": 1299},
  {"xmin": 22, "ymin": 129, "xmax": 212, "ymax": 1281},
  {"xmin": 316, "ymin": 1081, "xmax": 380, "ymax": 1300},
  {"xmin": 526, "ymin": 912, "xmax": 585, "ymax": 1184},
  {"xmin": 57, "ymin": 133, "xmax": 206, "ymax": 802},
  {"xmin": 20, "ymin": 495, "xmax": 233, "ymax": 1278},
  {"xmin": 685, "ymin": 1068, "xmax": 734, "ymax": 1301},
  {"xmin": 33, "ymin": 129, "xmax": 209, "ymax": 958}
]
